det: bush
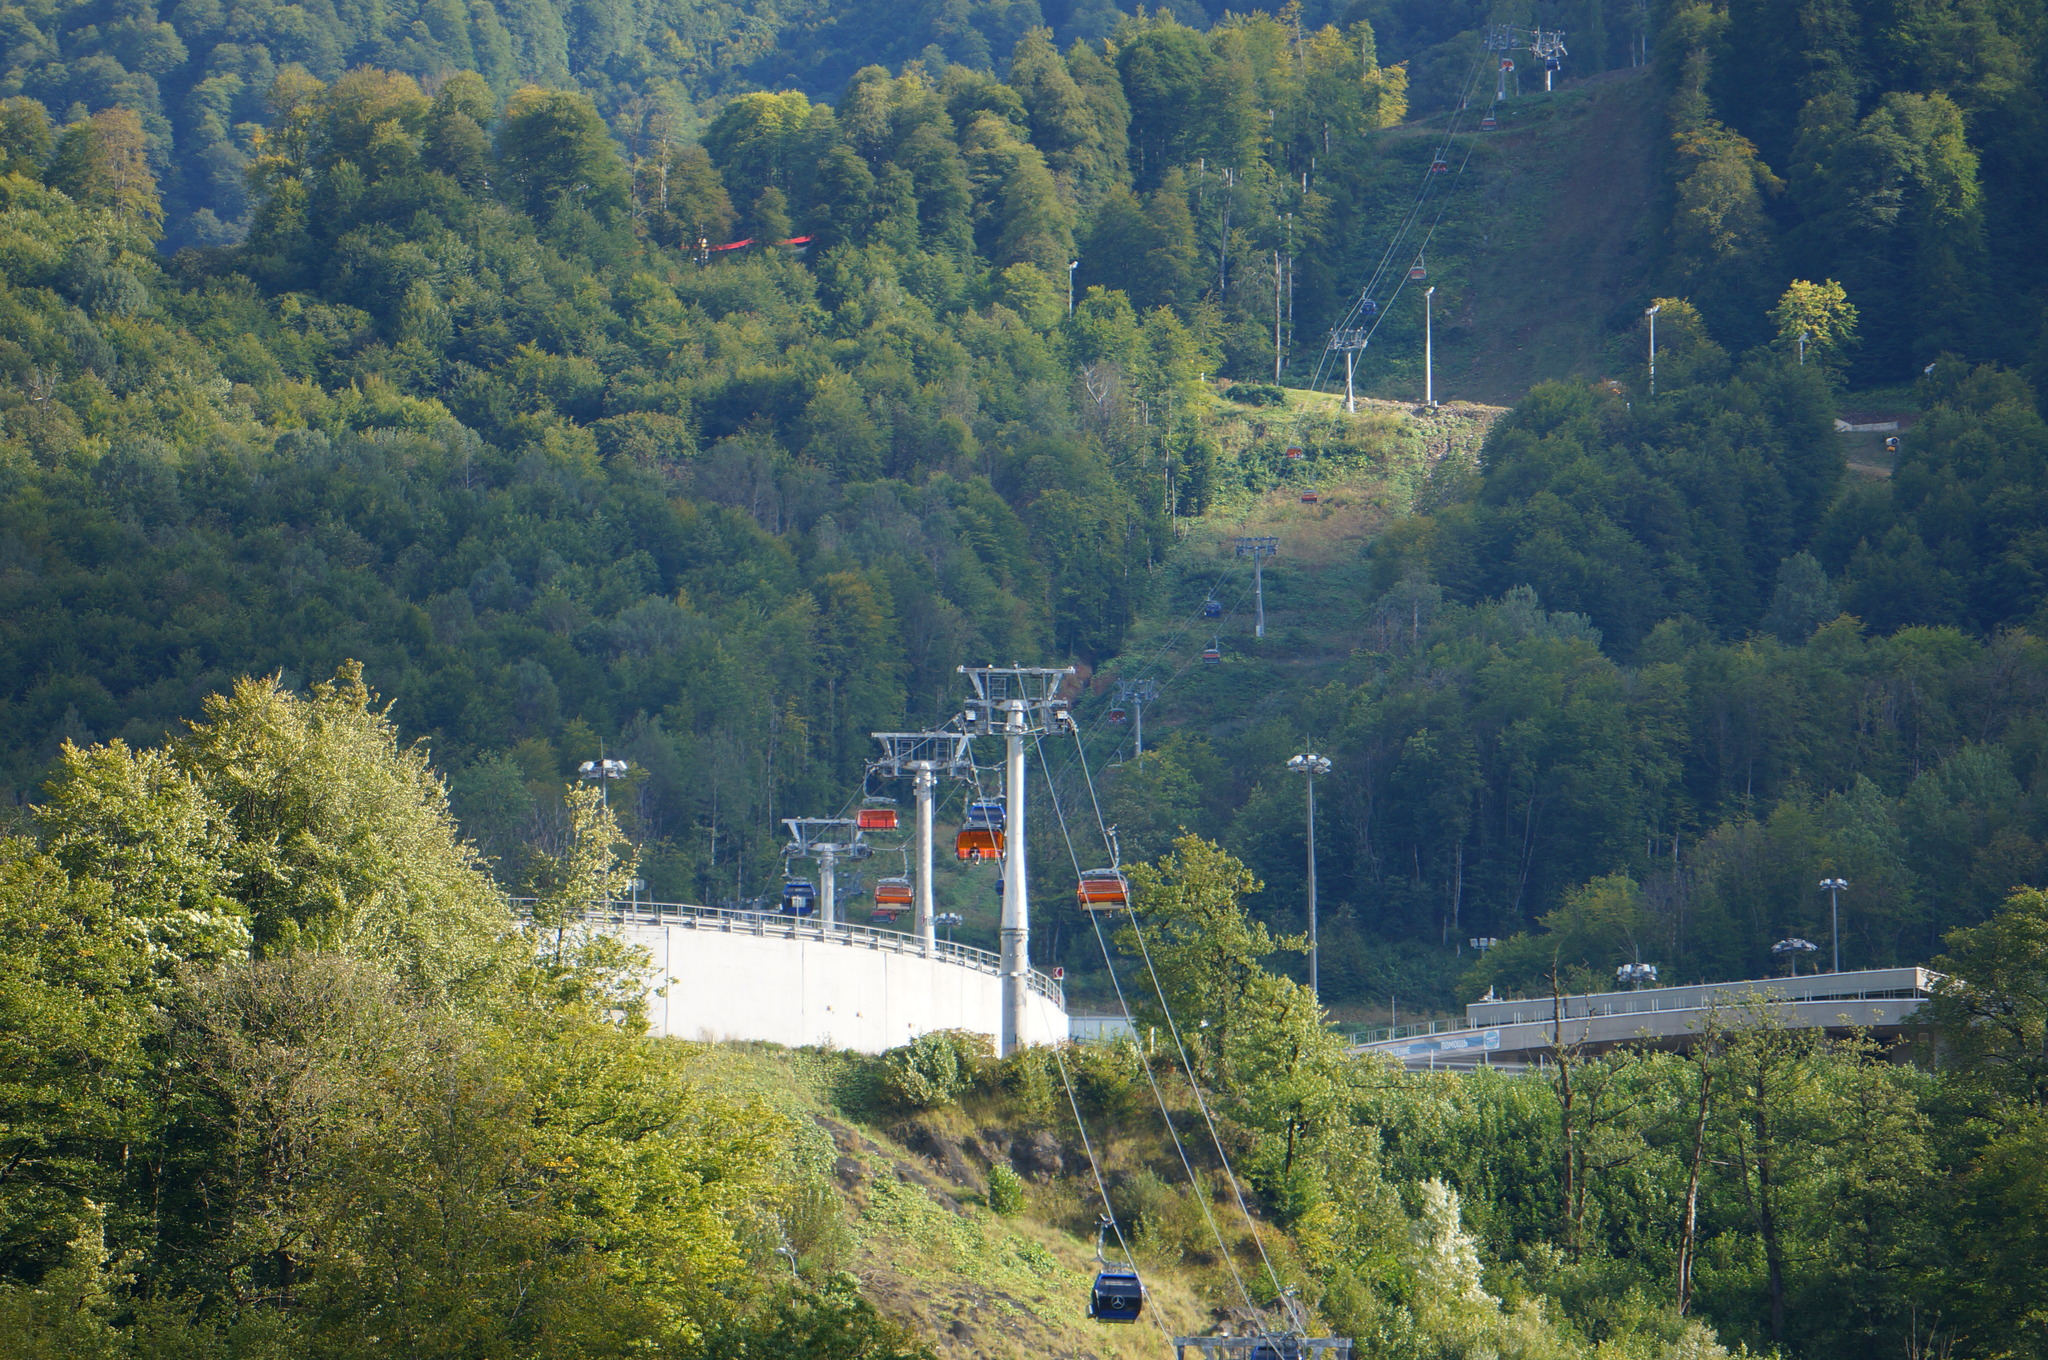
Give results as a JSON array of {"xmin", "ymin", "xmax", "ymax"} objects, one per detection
[
  {"xmin": 987, "ymin": 1164, "xmax": 1026, "ymax": 1216},
  {"xmin": 1227, "ymin": 383, "xmax": 1286, "ymax": 406},
  {"xmin": 877, "ymin": 1030, "xmax": 992, "ymax": 1111}
]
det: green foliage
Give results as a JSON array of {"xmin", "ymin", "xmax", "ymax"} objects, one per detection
[
  {"xmin": 876, "ymin": 1029, "xmax": 991, "ymax": 1111},
  {"xmin": 985, "ymin": 1163, "xmax": 1025, "ymax": 1216}
]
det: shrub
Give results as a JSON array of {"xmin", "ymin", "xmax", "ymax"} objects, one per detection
[
  {"xmin": 878, "ymin": 1030, "xmax": 993, "ymax": 1111},
  {"xmin": 1227, "ymin": 383, "xmax": 1285, "ymax": 406},
  {"xmin": 987, "ymin": 1164, "xmax": 1026, "ymax": 1216}
]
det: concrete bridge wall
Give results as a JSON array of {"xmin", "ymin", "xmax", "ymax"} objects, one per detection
[{"xmin": 592, "ymin": 906, "xmax": 1068, "ymax": 1054}]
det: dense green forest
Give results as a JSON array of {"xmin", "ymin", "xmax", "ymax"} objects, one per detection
[{"xmin": 4, "ymin": 0, "xmax": 2048, "ymax": 1354}]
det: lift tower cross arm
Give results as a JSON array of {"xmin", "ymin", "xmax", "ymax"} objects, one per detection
[
  {"xmin": 870, "ymin": 731, "xmax": 977, "ymax": 956},
  {"xmin": 957, "ymin": 665, "xmax": 1076, "ymax": 1055}
]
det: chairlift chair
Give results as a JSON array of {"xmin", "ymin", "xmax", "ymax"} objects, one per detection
[
  {"xmin": 874, "ymin": 876, "xmax": 914, "ymax": 909},
  {"xmin": 857, "ymin": 802, "xmax": 899, "ymax": 832},
  {"xmin": 1430, "ymin": 158, "xmax": 1449, "ymax": 173},
  {"xmin": 1108, "ymin": 707, "xmax": 1128, "ymax": 723},
  {"xmin": 1409, "ymin": 258, "xmax": 1427, "ymax": 281},
  {"xmin": 1201, "ymin": 639, "xmax": 1223, "ymax": 664},
  {"xmin": 780, "ymin": 879, "xmax": 818, "ymax": 916},
  {"xmin": 956, "ymin": 799, "xmax": 1007, "ymax": 861},
  {"xmin": 1481, "ymin": 113, "xmax": 1498, "ymax": 130},
  {"xmin": 1076, "ymin": 868, "xmax": 1131, "ymax": 912},
  {"xmin": 1284, "ymin": 444, "xmax": 1304, "ymax": 460},
  {"xmin": 1299, "ymin": 487, "xmax": 1320, "ymax": 504}
]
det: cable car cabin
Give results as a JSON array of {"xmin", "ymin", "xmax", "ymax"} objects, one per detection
[
  {"xmin": 1409, "ymin": 262, "xmax": 1427, "ymax": 281},
  {"xmin": 1107, "ymin": 707, "xmax": 1127, "ymax": 723},
  {"xmin": 1481, "ymin": 113, "xmax": 1498, "ymax": 130},
  {"xmin": 1300, "ymin": 489, "xmax": 1320, "ymax": 504},
  {"xmin": 1088, "ymin": 1270, "xmax": 1143, "ymax": 1323},
  {"xmin": 1360, "ymin": 298, "xmax": 1379, "ymax": 317},
  {"xmin": 1285, "ymin": 444, "xmax": 1304, "ymax": 460},
  {"xmin": 1204, "ymin": 597, "xmax": 1224, "ymax": 618},
  {"xmin": 956, "ymin": 800, "xmax": 1007, "ymax": 861},
  {"xmin": 874, "ymin": 876, "xmax": 914, "ymax": 908},
  {"xmin": 1201, "ymin": 645, "xmax": 1223, "ymax": 664},
  {"xmin": 1076, "ymin": 869, "xmax": 1130, "ymax": 911},
  {"xmin": 780, "ymin": 879, "xmax": 817, "ymax": 916},
  {"xmin": 857, "ymin": 806, "xmax": 899, "ymax": 832},
  {"xmin": 1430, "ymin": 158, "xmax": 1450, "ymax": 173}
]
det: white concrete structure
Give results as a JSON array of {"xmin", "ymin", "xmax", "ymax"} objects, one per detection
[
  {"xmin": 1351, "ymin": 966, "xmax": 1938, "ymax": 1071},
  {"xmin": 585, "ymin": 903, "xmax": 1067, "ymax": 1053}
]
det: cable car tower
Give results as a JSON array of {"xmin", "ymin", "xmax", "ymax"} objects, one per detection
[
  {"xmin": 1235, "ymin": 537, "xmax": 1279, "ymax": 638},
  {"xmin": 959, "ymin": 663, "xmax": 1075, "ymax": 1055},
  {"xmin": 1114, "ymin": 678, "xmax": 1159, "ymax": 757},
  {"xmin": 781, "ymin": 817, "xmax": 871, "ymax": 928},
  {"xmin": 1328, "ymin": 327, "xmax": 1369, "ymax": 413},
  {"xmin": 868, "ymin": 729, "xmax": 976, "ymax": 956}
]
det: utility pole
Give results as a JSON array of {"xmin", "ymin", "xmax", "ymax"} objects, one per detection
[
  {"xmin": 1287, "ymin": 752, "xmax": 1332, "ymax": 1000},
  {"xmin": 958, "ymin": 665, "xmax": 1075, "ymax": 1054},
  {"xmin": 871, "ymin": 731, "xmax": 975, "ymax": 957},
  {"xmin": 1115, "ymin": 679, "xmax": 1159, "ymax": 757},
  {"xmin": 1068, "ymin": 259, "xmax": 1078, "ymax": 316},
  {"xmin": 1424, "ymin": 285, "xmax": 1437, "ymax": 406},
  {"xmin": 1645, "ymin": 303, "xmax": 1661, "ymax": 397},
  {"xmin": 1235, "ymin": 537, "xmax": 1279, "ymax": 639},
  {"xmin": 1274, "ymin": 249, "xmax": 1284, "ymax": 382}
]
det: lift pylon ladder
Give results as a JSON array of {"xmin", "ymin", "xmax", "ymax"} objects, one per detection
[
  {"xmin": 1234, "ymin": 538, "xmax": 1279, "ymax": 639},
  {"xmin": 870, "ymin": 730, "xmax": 976, "ymax": 957},
  {"xmin": 781, "ymin": 817, "xmax": 870, "ymax": 929},
  {"xmin": 958, "ymin": 664, "xmax": 1076, "ymax": 1055}
]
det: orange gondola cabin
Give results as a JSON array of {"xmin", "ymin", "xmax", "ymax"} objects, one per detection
[
  {"xmin": 956, "ymin": 800, "xmax": 1006, "ymax": 861},
  {"xmin": 1076, "ymin": 869, "xmax": 1131, "ymax": 911}
]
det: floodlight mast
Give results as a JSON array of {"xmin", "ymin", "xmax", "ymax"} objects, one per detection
[
  {"xmin": 959, "ymin": 665, "xmax": 1076, "ymax": 1054},
  {"xmin": 870, "ymin": 731, "xmax": 975, "ymax": 956}
]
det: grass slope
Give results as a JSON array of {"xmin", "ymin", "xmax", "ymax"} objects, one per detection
[
  {"xmin": 1346, "ymin": 67, "xmax": 1666, "ymax": 405},
  {"xmin": 679, "ymin": 1040, "xmax": 1294, "ymax": 1359}
]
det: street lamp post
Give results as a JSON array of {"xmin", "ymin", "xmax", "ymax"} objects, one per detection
[
  {"xmin": 1818, "ymin": 878, "xmax": 1848, "ymax": 973},
  {"xmin": 936, "ymin": 911, "xmax": 963, "ymax": 946},
  {"xmin": 1645, "ymin": 303, "xmax": 1661, "ymax": 397},
  {"xmin": 577, "ymin": 756, "xmax": 630, "ymax": 913},
  {"xmin": 1287, "ymin": 752, "xmax": 1333, "ymax": 1001}
]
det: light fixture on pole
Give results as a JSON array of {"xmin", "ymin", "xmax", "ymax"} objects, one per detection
[
  {"xmin": 1616, "ymin": 961, "xmax": 1658, "ymax": 989},
  {"xmin": 1818, "ymin": 878, "xmax": 1848, "ymax": 973},
  {"xmin": 1287, "ymin": 752, "xmax": 1333, "ymax": 1000},
  {"xmin": 1468, "ymin": 936, "xmax": 1499, "ymax": 954},
  {"xmin": 936, "ymin": 911, "xmax": 963, "ymax": 946},
  {"xmin": 577, "ymin": 756, "xmax": 630, "ymax": 807},
  {"xmin": 1771, "ymin": 936, "xmax": 1818, "ymax": 977},
  {"xmin": 1645, "ymin": 303, "xmax": 1661, "ymax": 397},
  {"xmin": 1424, "ymin": 285, "xmax": 1437, "ymax": 407}
]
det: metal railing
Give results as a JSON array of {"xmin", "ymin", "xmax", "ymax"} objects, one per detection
[
  {"xmin": 1345, "ymin": 984, "xmax": 1931, "ymax": 1049},
  {"xmin": 516, "ymin": 898, "xmax": 1065, "ymax": 1006}
]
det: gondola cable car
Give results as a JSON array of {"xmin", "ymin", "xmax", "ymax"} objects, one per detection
[
  {"xmin": 1201, "ymin": 638, "xmax": 1223, "ymax": 664},
  {"xmin": 1408, "ymin": 255, "xmax": 1427, "ymax": 281},
  {"xmin": 1076, "ymin": 868, "xmax": 1130, "ymax": 912},
  {"xmin": 780, "ymin": 878, "xmax": 817, "ymax": 916},
  {"xmin": 1087, "ymin": 1217, "xmax": 1145, "ymax": 1324},
  {"xmin": 1203, "ymin": 595, "xmax": 1224, "ymax": 618}
]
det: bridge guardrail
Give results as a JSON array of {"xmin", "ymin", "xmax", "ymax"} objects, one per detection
[{"xmin": 514, "ymin": 898, "xmax": 1065, "ymax": 1006}]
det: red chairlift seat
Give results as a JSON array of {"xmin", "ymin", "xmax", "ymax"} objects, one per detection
[
  {"xmin": 1201, "ymin": 645, "xmax": 1222, "ymax": 664},
  {"xmin": 1076, "ymin": 868, "xmax": 1131, "ymax": 911},
  {"xmin": 857, "ymin": 806, "xmax": 899, "ymax": 831},
  {"xmin": 1285, "ymin": 444, "xmax": 1304, "ymax": 459},
  {"xmin": 1430, "ymin": 159, "xmax": 1450, "ymax": 174},
  {"xmin": 956, "ymin": 827, "xmax": 1004, "ymax": 860},
  {"xmin": 1108, "ymin": 707, "xmax": 1128, "ymax": 723},
  {"xmin": 1300, "ymin": 488, "xmax": 1320, "ymax": 504},
  {"xmin": 1480, "ymin": 114, "xmax": 1498, "ymax": 130},
  {"xmin": 1409, "ymin": 261, "xmax": 1427, "ymax": 281},
  {"xmin": 875, "ymin": 876, "xmax": 914, "ymax": 908}
]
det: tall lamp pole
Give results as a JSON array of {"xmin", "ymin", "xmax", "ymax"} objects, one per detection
[
  {"xmin": 1645, "ymin": 303, "xmax": 1661, "ymax": 397},
  {"xmin": 1819, "ymin": 878, "xmax": 1848, "ymax": 973},
  {"xmin": 577, "ymin": 755, "xmax": 630, "ymax": 913},
  {"xmin": 1068, "ymin": 260, "xmax": 1078, "ymax": 316},
  {"xmin": 1288, "ymin": 752, "xmax": 1333, "ymax": 1001}
]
